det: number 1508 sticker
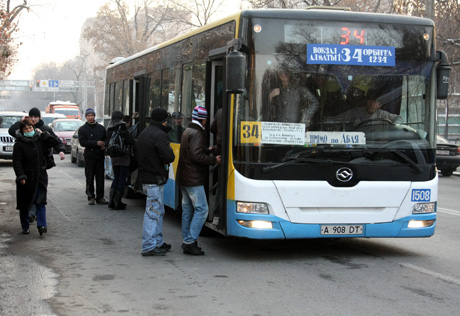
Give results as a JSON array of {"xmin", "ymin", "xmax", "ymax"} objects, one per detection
[{"xmin": 411, "ymin": 189, "xmax": 431, "ymax": 202}]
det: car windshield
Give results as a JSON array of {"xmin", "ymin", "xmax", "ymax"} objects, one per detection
[
  {"xmin": 54, "ymin": 121, "xmax": 83, "ymax": 131},
  {"xmin": 0, "ymin": 115, "xmax": 23, "ymax": 128}
]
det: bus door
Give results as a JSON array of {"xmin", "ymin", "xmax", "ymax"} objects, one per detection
[
  {"xmin": 129, "ymin": 75, "xmax": 148, "ymax": 194},
  {"xmin": 207, "ymin": 58, "xmax": 227, "ymax": 232}
]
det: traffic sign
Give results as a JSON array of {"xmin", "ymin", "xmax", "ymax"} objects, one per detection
[{"xmin": 49, "ymin": 80, "xmax": 59, "ymax": 88}]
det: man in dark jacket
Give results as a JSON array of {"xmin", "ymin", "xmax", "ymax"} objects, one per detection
[
  {"xmin": 176, "ymin": 106, "xmax": 221, "ymax": 256},
  {"xmin": 9, "ymin": 107, "xmax": 66, "ymax": 160},
  {"xmin": 78, "ymin": 108, "xmax": 108, "ymax": 205},
  {"xmin": 136, "ymin": 108, "xmax": 175, "ymax": 256}
]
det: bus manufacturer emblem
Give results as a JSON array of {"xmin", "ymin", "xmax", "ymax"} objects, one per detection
[{"xmin": 336, "ymin": 167, "xmax": 353, "ymax": 182}]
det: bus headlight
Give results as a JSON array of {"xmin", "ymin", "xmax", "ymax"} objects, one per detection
[
  {"xmin": 412, "ymin": 202, "xmax": 436, "ymax": 214},
  {"xmin": 408, "ymin": 220, "xmax": 435, "ymax": 228},
  {"xmin": 237, "ymin": 202, "xmax": 269, "ymax": 214},
  {"xmin": 237, "ymin": 220, "xmax": 273, "ymax": 229}
]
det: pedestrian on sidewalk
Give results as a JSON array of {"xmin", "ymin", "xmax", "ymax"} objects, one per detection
[
  {"xmin": 136, "ymin": 107, "xmax": 175, "ymax": 256},
  {"xmin": 78, "ymin": 108, "xmax": 108, "ymax": 205},
  {"xmin": 13, "ymin": 116, "xmax": 60, "ymax": 235}
]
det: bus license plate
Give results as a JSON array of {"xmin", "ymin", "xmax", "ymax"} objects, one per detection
[{"xmin": 320, "ymin": 225, "xmax": 363, "ymax": 235}]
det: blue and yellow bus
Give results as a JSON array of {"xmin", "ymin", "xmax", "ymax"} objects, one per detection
[{"xmin": 104, "ymin": 8, "xmax": 450, "ymax": 239}]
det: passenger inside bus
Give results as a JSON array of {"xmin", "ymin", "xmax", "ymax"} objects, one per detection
[
  {"xmin": 168, "ymin": 111, "xmax": 184, "ymax": 143},
  {"xmin": 268, "ymin": 69, "xmax": 319, "ymax": 128}
]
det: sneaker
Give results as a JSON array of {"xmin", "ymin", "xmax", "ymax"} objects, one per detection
[
  {"xmin": 96, "ymin": 197, "xmax": 109, "ymax": 205},
  {"xmin": 28, "ymin": 215, "xmax": 36, "ymax": 223},
  {"xmin": 182, "ymin": 241, "xmax": 205, "ymax": 256},
  {"xmin": 88, "ymin": 198, "xmax": 95, "ymax": 205},
  {"xmin": 141, "ymin": 247, "xmax": 167, "ymax": 256},
  {"xmin": 159, "ymin": 242, "xmax": 171, "ymax": 251},
  {"xmin": 22, "ymin": 229, "xmax": 30, "ymax": 235}
]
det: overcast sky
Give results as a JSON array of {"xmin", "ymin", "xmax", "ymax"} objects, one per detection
[
  {"xmin": 9, "ymin": 0, "xmax": 107, "ymax": 80},
  {"xmin": 8, "ymin": 0, "xmax": 247, "ymax": 81}
]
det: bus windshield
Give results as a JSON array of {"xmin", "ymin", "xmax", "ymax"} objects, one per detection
[{"xmin": 234, "ymin": 18, "xmax": 436, "ymax": 169}]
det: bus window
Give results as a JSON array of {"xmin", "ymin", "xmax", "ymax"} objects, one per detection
[{"xmin": 123, "ymin": 79, "xmax": 130, "ymax": 115}]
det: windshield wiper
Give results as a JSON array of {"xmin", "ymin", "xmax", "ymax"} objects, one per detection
[
  {"xmin": 262, "ymin": 157, "xmax": 343, "ymax": 173},
  {"xmin": 389, "ymin": 150, "xmax": 423, "ymax": 174}
]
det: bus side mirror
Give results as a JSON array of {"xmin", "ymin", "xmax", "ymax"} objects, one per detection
[
  {"xmin": 226, "ymin": 50, "xmax": 246, "ymax": 94},
  {"xmin": 436, "ymin": 50, "xmax": 451, "ymax": 100}
]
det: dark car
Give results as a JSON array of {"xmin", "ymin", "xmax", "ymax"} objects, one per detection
[
  {"xmin": 436, "ymin": 135, "xmax": 460, "ymax": 177},
  {"xmin": 70, "ymin": 130, "xmax": 84, "ymax": 167}
]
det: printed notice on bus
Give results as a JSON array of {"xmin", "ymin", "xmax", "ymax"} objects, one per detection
[
  {"xmin": 307, "ymin": 44, "xmax": 395, "ymax": 67},
  {"xmin": 306, "ymin": 132, "xmax": 366, "ymax": 145},
  {"xmin": 240, "ymin": 121, "xmax": 305, "ymax": 145}
]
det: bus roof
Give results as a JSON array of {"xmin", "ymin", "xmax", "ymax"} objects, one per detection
[{"xmin": 106, "ymin": 8, "xmax": 434, "ymax": 70}]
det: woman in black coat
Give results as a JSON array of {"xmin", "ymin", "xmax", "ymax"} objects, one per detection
[{"xmin": 13, "ymin": 117, "xmax": 59, "ymax": 235}]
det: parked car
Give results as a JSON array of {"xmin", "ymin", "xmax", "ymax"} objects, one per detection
[
  {"xmin": 42, "ymin": 113, "xmax": 66, "ymax": 126},
  {"xmin": 70, "ymin": 130, "xmax": 84, "ymax": 167},
  {"xmin": 0, "ymin": 111, "xmax": 26, "ymax": 159},
  {"xmin": 436, "ymin": 135, "xmax": 460, "ymax": 177},
  {"xmin": 50, "ymin": 119, "xmax": 84, "ymax": 153}
]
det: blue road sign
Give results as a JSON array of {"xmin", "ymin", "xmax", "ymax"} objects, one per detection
[{"xmin": 49, "ymin": 80, "xmax": 59, "ymax": 88}]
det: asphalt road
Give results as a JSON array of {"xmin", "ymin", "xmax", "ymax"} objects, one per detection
[{"xmin": 1, "ymin": 158, "xmax": 460, "ymax": 316}]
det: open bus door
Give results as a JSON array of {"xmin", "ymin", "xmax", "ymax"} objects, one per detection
[
  {"xmin": 126, "ymin": 75, "xmax": 148, "ymax": 196},
  {"xmin": 205, "ymin": 52, "xmax": 228, "ymax": 234}
]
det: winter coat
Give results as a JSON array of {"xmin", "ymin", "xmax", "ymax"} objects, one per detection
[
  {"xmin": 136, "ymin": 121, "xmax": 175, "ymax": 185},
  {"xmin": 78, "ymin": 122, "xmax": 107, "ymax": 160},
  {"xmin": 176, "ymin": 122, "xmax": 216, "ymax": 187},
  {"xmin": 12, "ymin": 131, "xmax": 59, "ymax": 210},
  {"xmin": 9, "ymin": 119, "xmax": 66, "ymax": 154},
  {"xmin": 105, "ymin": 120, "xmax": 135, "ymax": 167}
]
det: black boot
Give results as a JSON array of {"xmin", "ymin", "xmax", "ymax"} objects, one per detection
[
  {"xmin": 114, "ymin": 190, "xmax": 126, "ymax": 210},
  {"xmin": 108, "ymin": 188, "xmax": 116, "ymax": 209}
]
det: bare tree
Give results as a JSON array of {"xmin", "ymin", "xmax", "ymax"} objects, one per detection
[
  {"xmin": 0, "ymin": 0, "xmax": 29, "ymax": 79},
  {"xmin": 169, "ymin": 0, "xmax": 226, "ymax": 27},
  {"xmin": 83, "ymin": 0, "xmax": 179, "ymax": 63}
]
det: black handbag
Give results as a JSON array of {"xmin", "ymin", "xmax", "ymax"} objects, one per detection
[{"xmin": 45, "ymin": 152, "xmax": 56, "ymax": 169}]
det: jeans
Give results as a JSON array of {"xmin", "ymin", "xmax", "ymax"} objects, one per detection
[
  {"xmin": 19, "ymin": 186, "xmax": 47, "ymax": 231},
  {"xmin": 180, "ymin": 186, "xmax": 208, "ymax": 244},
  {"xmin": 141, "ymin": 184, "xmax": 165, "ymax": 252}
]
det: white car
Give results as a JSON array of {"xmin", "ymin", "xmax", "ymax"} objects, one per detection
[{"xmin": 0, "ymin": 111, "xmax": 26, "ymax": 159}]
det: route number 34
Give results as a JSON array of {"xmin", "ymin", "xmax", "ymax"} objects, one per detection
[{"xmin": 240, "ymin": 122, "xmax": 261, "ymax": 144}]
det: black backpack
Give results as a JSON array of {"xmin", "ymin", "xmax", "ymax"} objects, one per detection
[{"xmin": 107, "ymin": 125, "xmax": 130, "ymax": 157}]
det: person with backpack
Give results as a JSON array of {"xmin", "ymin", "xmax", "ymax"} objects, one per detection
[
  {"xmin": 105, "ymin": 111, "xmax": 135, "ymax": 210},
  {"xmin": 78, "ymin": 108, "xmax": 108, "ymax": 206}
]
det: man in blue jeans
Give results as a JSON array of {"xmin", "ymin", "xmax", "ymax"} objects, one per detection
[
  {"xmin": 136, "ymin": 107, "xmax": 175, "ymax": 256},
  {"xmin": 176, "ymin": 106, "xmax": 221, "ymax": 255}
]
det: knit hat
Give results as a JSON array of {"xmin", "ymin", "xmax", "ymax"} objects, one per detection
[
  {"xmin": 85, "ymin": 108, "xmax": 96, "ymax": 117},
  {"xmin": 172, "ymin": 112, "xmax": 184, "ymax": 119},
  {"xmin": 151, "ymin": 107, "xmax": 168, "ymax": 123},
  {"xmin": 29, "ymin": 107, "xmax": 41, "ymax": 118},
  {"xmin": 192, "ymin": 106, "xmax": 207, "ymax": 121}
]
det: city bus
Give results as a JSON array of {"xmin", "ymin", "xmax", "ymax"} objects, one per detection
[{"xmin": 103, "ymin": 8, "xmax": 451, "ymax": 239}]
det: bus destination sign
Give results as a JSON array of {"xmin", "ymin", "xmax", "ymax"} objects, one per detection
[{"xmin": 307, "ymin": 44, "xmax": 395, "ymax": 67}]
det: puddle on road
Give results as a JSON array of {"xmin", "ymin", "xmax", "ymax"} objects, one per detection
[{"xmin": 0, "ymin": 232, "xmax": 59, "ymax": 316}]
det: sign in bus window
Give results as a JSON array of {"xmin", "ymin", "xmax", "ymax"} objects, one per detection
[
  {"xmin": 307, "ymin": 44, "xmax": 395, "ymax": 67},
  {"xmin": 240, "ymin": 121, "xmax": 305, "ymax": 145}
]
